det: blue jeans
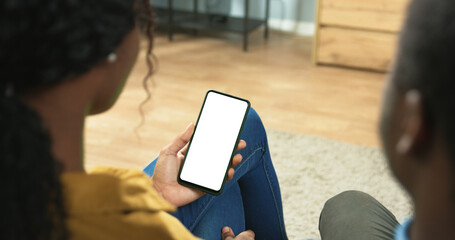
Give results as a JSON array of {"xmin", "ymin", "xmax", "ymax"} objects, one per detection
[{"xmin": 144, "ymin": 108, "xmax": 288, "ymax": 240}]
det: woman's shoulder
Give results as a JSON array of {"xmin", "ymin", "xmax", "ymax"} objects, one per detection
[
  {"xmin": 66, "ymin": 208, "xmax": 200, "ymax": 240},
  {"xmin": 61, "ymin": 166, "xmax": 200, "ymax": 240},
  {"xmin": 62, "ymin": 166, "xmax": 174, "ymax": 213}
]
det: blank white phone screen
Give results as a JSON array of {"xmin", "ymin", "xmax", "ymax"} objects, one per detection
[{"xmin": 180, "ymin": 92, "xmax": 248, "ymax": 191}]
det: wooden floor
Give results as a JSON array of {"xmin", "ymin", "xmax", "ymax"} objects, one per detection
[{"xmin": 85, "ymin": 30, "xmax": 386, "ymax": 170}]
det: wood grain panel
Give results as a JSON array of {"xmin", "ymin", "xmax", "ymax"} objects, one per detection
[
  {"xmin": 320, "ymin": 0, "xmax": 409, "ymax": 32},
  {"xmin": 317, "ymin": 27, "xmax": 398, "ymax": 71}
]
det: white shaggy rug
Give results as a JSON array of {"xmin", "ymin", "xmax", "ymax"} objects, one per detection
[{"xmin": 266, "ymin": 130, "xmax": 414, "ymax": 239}]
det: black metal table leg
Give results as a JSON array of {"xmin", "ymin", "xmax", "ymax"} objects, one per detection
[
  {"xmin": 168, "ymin": 0, "xmax": 174, "ymax": 41},
  {"xmin": 243, "ymin": 0, "xmax": 249, "ymax": 51},
  {"xmin": 264, "ymin": 0, "xmax": 270, "ymax": 39},
  {"xmin": 193, "ymin": 0, "xmax": 199, "ymax": 36}
]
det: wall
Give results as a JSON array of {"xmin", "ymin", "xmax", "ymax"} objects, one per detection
[
  {"xmin": 231, "ymin": 0, "xmax": 315, "ymax": 36},
  {"xmin": 151, "ymin": 0, "xmax": 316, "ymax": 36}
]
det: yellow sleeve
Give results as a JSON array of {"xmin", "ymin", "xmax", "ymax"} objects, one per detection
[{"xmin": 67, "ymin": 210, "xmax": 201, "ymax": 240}]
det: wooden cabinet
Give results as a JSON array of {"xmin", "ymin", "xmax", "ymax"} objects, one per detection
[{"xmin": 314, "ymin": 0, "xmax": 409, "ymax": 72}]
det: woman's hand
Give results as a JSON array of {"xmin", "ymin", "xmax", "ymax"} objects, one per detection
[
  {"xmin": 151, "ymin": 123, "xmax": 247, "ymax": 207},
  {"xmin": 222, "ymin": 227, "xmax": 255, "ymax": 240}
]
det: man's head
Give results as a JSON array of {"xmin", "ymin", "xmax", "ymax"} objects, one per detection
[{"xmin": 380, "ymin": 0, "xmax": 455, "ymax": 198}]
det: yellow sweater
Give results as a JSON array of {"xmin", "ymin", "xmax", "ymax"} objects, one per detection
[{"xmin": 61, "ymin": 166, "xmax": 200, "ymax": 240}]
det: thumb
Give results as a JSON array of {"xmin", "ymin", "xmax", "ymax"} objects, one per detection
[
  {"xmin": 221, "ymin": 227, "xmax": 235, "ymax": 240},
  {"xmin": 167, "ymin": 123, "xmax": 194, "ymax": 154}
]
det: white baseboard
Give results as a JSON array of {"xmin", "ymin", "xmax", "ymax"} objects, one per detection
[{"xmin": 268, "ymin": 18, "xmax": 315, "ymax": 36}]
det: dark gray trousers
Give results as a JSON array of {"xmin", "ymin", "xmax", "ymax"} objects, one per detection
[{"xmin": 319, "ymin": 191, "xmax": 399, "ymax": 240}]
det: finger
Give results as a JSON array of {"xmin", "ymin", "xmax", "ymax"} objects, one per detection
[
  {"xmin": 179, "ymin": 142, "xmax": 189, "ymax": 156},
  {"xmin": 226, "ymin": 168, "xmax": 235, "ymax": 181},
  {"xmin": 166, "ymin": 123, "xmax": 194, "ymax": 154},
  {"xmin": 222, "ymin": 227, "xmax": 235, "ymax": 240},
  {"xmin": 238, "ymin": 230, "xmax": 255, "ymax": 238},
  {"xmin": 236, "ymin": 140, "xmax": 247, "ymax": 152},
  {"xmin": 232, "ymin": 154, "xmax": 242, "ymax": 167}
]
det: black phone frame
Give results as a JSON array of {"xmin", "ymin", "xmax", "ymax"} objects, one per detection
[{"xmin": 177, "ymin": 90, "xmax": 251, "ymax": 196}]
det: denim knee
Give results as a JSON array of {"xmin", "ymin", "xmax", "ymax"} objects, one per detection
[
  {"xmin": 247, "ymin": 107, "xmax": 260, "ymax": 123},
  {"xmin": 243, "ymin": 107, "xmax": 266, "ymax": 140}
]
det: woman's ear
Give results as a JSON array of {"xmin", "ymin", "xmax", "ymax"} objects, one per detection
[
  {"xmin": 395, "ymin": 90, "xmax": 427, "ymax": 156},
  {"xmin": 88, "ymin": 28, "xmax": 140, "ymax": 114}
]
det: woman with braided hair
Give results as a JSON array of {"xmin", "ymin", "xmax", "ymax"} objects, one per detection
[{"xmin": 0, "ymin": 1, "xmax": 287, "ymax": 239}]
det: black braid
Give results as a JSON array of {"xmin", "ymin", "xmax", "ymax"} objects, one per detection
[
  {"xmin": 0, "ymin": 96, "xmax": 67, "ymax": 239},
  {"xmin": 0, "ymin": 0, "xmax": 155, "ymax": 239}
]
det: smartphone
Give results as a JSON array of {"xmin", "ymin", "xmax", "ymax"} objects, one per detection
[{"xmin": 177, "ymin": 90, "xmax": 250, "ymax": 195}]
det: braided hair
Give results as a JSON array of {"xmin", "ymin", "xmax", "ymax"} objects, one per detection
[{"xmin": 0, "ymin": 0, "xmax": 155, "ymax": 239}]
